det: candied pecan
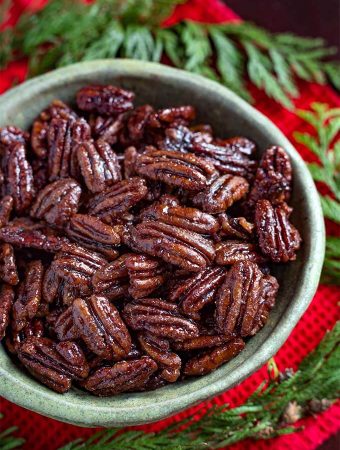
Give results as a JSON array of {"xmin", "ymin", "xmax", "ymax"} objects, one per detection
[
  {"xmin": 215, "ymin": 240, "xmax": 266, "ymax": 265},
  {"xmin": 120, "ymin": 105, "xmax": 154, "ymax": 145},
  {"xmin": 77, "ymin": 139, "xmax": 122, "ymax": 193},
  {"xmin": 82, "ymin": 356, "xmax": 157, "ymax": 396},
  {"xmin": 148, "ymin": 106, "xmax": 196, "ymax": 128},
  {"xmin": 90, "ymin": 113, "xmax": 125, "ymax": 145},
  {"xmin": 123, "ymin": 298, "xmax": 199, "ymax": 341},
  {"xmin": 214, "ymin": 137, "xmax": 256, "ymax": 157},
  {"xmin": 248, "ymin": 146, "xmax": 292, "ymax": 209},
  {"xmin": 215, "ymin": 261, "xmax": 279, "ymax": 337},
  {"xmin": 73, "ymin": 295, "xmax": 131, "ymax": 359},
  {"xmin": 0, "ymin": 224, "xmax": 65, "ymax": 252},
  {"xmin": 42, "ymin": 266, "xmax": 78, "ymax": 306},
  {"xmin": 255, "ymin": 200, "xmax": 301, "ymax": 262},
  {"xmin": 193, "ymin": 174, "xmax": 249, "ymax": 214},
  {"xmin": 183, "ymin": 338, "xmax": 245, "ymax": 376},
  {"xmin": 52, "ymin": 243, "xmax": 106, "ymax": 295},
  {"xmin": 0, "ymin": 195, "xmax": 13, "ymax": 228},
  {"xmin": 0, "ymin": 243, "xmax": 19, "ymax": 285},
  {"xmin": 66, "ymin": 214, "xmax": 121, "ymax": 259},
  {"xmin": 128, "ymin": 220, "xmax": 215, "ymax": 272},
  {"xmin": 92, "ymin": 254, "xmax": 130, "ymax": 300},
  {"xmin": 76, "ymin": 85, "xmax": 134, "ymax": 115},
  {"xmin": 140, "ymin": 197, "xmax": 219, "ymax": 235},
  {"xmin": 123, "ymin": 146, "xmax": 138, "ymax": 178},
  {"xmin": 135, "ymin": 149, "xmax": 218, "ymax": 192},
  {"xmin": 0, "ymin": 126, "xmax": 29, "ymax": 153},
  {"xmin": 219, "ymin": 214, "xmax": 254, "ymax": 240},
  {"xmin": 5, "ymin": 318, "xmax": 44, "ymax": 354},
  {"xmin": 2, "ymin": 143, "xmax": 35, "ymax": 214},
  {"xmin": 157, "ymin": 125, "xmax": 212, "ymax": 153},
  {"xmin": 87, "ymin": 177, "xmax": 148, "ymax": 223},
  {"xmin": 32, "ymin": 159, "xmax": 49, "ymax": 191},
  {"xmin": 125, "ymin": 254, "xmax": 165, "ymax": 299},
  {"xmin": 172, "ymin": 333, "xmax": 229, "ymax": 351},
  {"xmin": 30, "ymin": 178, "xmax": 81, "ymax": 228},
  {"xmin": 138, "ymin": 333, "xmax": 181, "ymax": 382},
  {"xmin": 0, "ymin": 284, "xmax": 15, "ymax": 340},
  {"xmin": 31, "ymin": 100, "xmax": 78, "ymax": 159},
  {"xmin": 12, "ymin": 260, "xmax": 43, "ymax": 331},
  {"xmin": 169, "ymin": 267, "xmax": 225, "ymax": 320},
  {"xmin": 18, "ymin": 337, "xmax": 89, "ymax": 393}
]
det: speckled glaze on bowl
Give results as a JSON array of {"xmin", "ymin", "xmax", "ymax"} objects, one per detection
[{"xmin": 0, "ymin": 60, "xmax": 325, "ymax": 427}]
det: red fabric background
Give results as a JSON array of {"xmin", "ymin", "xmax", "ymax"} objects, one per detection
[{"xmin": 0, "ymin": 0, "xmax": 339, "ymax": 449}]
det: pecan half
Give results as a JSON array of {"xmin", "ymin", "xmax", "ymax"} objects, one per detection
[
  {"xmin": 5, "ymin": 318, "xmax": 44, "ymax": 354},
  {"xmin": 0, "ymin": 284, "xmax": 15, "ymax": 340},
  {"xmin": 92, "ymin": 254, "xmax": 130, "ymax": 300},
  {"xmin": 0, "ymin": 126, "xmax": 29, "ymax": 153},
  {"xmin": 125, "ymin": 253, "xmax": 165, "ymax": 299},
  {"xmin": 123, "ymin": 146, "xmax": 138, "ymax": 178},
  {"xmin": 172, "ymin": 333, "xmax": 230, "ymax": 351},
  {"xmin": 214, "ymin": 136, "xmax": 257, "ymax": 157},
  {"xmin": 73, "ymin": 295, "xmax": 131, "ymax": 359},
  {"xmin": 76, "ymin": 85, "xmax": 134, "ymax": 115},
  {"xmin": 219, "ymin": 214, "xmax": 254, "ymax": 240},
  {"xmin": 215, "ymin": 240, "xmax": 266, "ymax": 265},
  {"xmin": 148, "ymin": 106, "xmax": 196, "ymax": 128},
  {"xmin": 42, "ymin": 265, "xmax": 78, "ymax": 307},
  {"xmin": 90, "ymin": 113, "xmax": 125, "ymax": 145},
  {"xmin": 0, "ymin": 243, "xmax": 19, "ymax": 285},
  {"xmin": 54, "ymin": 307, "xmax": 79, "ymax": 341},
  {"xmin": 255, "ymin": 200, "xmax": 301, "ymax": 262},
  {"xmin": 0, "ymin": 195, "xmax": 13, "ymax": 228},
  {"xmin": 120, "ymin": 105, "xmax": 154, "ymax": 145}
]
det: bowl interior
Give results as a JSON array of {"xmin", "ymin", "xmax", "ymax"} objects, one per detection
[{"xmin": 0, "ymin": 60, "xmax": 324, "ymax": 427}]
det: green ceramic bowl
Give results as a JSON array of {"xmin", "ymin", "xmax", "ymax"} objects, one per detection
[{"xmin": 0, "ymin": 60, "xmax": 325, "ymax": 427}]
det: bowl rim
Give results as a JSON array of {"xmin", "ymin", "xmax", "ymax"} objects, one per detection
[{"xmin": 0, "ymin": 59, "xmax": 325, "ymax": 427}]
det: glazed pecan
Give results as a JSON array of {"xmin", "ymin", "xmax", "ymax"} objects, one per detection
[
  {"xmin": 157, "ymin": 125, "xmax": 212, "ymax": 153},
  {"xmin": 77, "ymin": 139, "xmax": 122, "ymax": 193},
  {"xmin": 42, "ymin": 266, "xmax": 78, "ymax": 307},
  {"xmin": 0, "ymin": 126, "xmax": 29, "ymax": 153},
  {"xmin": 135, "ymin": 149, "xmax": 218, "ymax": 192},
  {"xmin": 31, "ymin": 100, "xmax": 78, "ymax": 159},
  {"xmin": 172, "ymin": 333, "xmax": 229, "ymax": 351},
  {"xmin": 169, "ymin": 267, "xmax": 225, "ymax": 320},
  {"xmin": 248, "ymin": 146, "xmax": 292, "ymax": 209},
  {"xmin": 215, "ymin": 241, "xmax": 266, "ymax": 265},
  {"xmin": 18, "ymin": 337, "xmax": 89, "ymax": 393},
  {"xmin": 148, "ymin": 106, "xmax": 196, "ymax": 128},
  {"xmin": 138, "ymin": 333, "xmax": 181, "ymax": 382},
  {"xmin": 90, "ymin": 113, "xmax": 125, "ymax": 145},
  {"xmin": 87, "ymin": 177, "xmax": 148, "ymax": 223},
  {"xmin": 215, "ymin": 261, "xmax": 279, "ymax": 337},
  {"xmin": 2, "ymin": 143, "xmax": 35, "ymax": 214},
  {"xmin": 0, "ymin": 243, "xmax": 19, "ymax": 285},
  {"xmin": 214, "ymin": 136, "xmax": 256, "ymax": 157},
  {"xmin": 219, "ymin": 214, "xmax": 254, "ymax": 240},
  {"xmin": 66, "ymin": 214, "xmax": 121, "ymax": 259},
  {"xmin": 120, "ymin": 105, "xmax": 154, "ymax": 145},
  {"xmin": 12, "ymin": 260, "xmax": 44, "ymax": 331},
  {"xmin": 76, "ymin": 85, "xmax": 134, "ymax": 115},
  {"xmin": 32, "ymin": 159, "xmax": 49, "ymax": 191},
  {"xmin": 125, "ymin": 253, "xmax": 165, "ymax": 299},
  {"xmin": 53, "ymin": 307, "xmax": 79, "ymax": 341},
  {"xmin": 128, "ymin": 220, "xmax": 215, "ymax": 272},
  {"xmin": 82, "ymin": 356, "xmax": 157, "ymax": 396},
  {"xmin": 30, "ymin": 178, "xmax": 81, "ymax": 228},
  {"xmin": 73, "ymin": 295, "xmax": 131, "ymax": 359},
  {"xmin": 255, "ymin": 200, "xmax": 301, "ymax": 262},
  {"xmin": 183, "ymin": 338, "xmax": 245, "ymax": 376},
  {"xmin": 123, "ymin": 146, "xmax": 138, "ymax": 178},
  {"xmin": 0, "ymin": 284, "xmax": 15, "ymax": 340},
  {"xmin": 5, "ymin": 317, "xmax": 44, "ymax": 354},
  {"xmin": 52, "ymin": 243, "xmax": 106, "ymax": 295},
  {"xmin": 123, "ymin": 298, "xmax": 199, "ymax": 341},
  {"xmin": 0, "ymin": 195, "xmax": 13, "ymax": 228},
  {"xmin": 92, "ymin": 254, "xmax": 130, "ymax": 300},
  {"xmin": 193, "ymin": 174, "xmax": 249, "ymax": 214}
]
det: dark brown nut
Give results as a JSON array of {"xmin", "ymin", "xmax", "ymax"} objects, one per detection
[
  {"xmin": 52, "ymin": 243, "xmax": 107, "ymax": 295},
  {"xmin": 0, "ymin": 284, "xmax": 15, "ymax": 340},
  {"xmin": 123, "ymin": 298, "xmax": 200, "ymax": 341},
  {"xmin": 215, "ymin": 261, "xmax": 279, "ymax": 337},
  {"xmin": 138, "ymin": 333, "xmax": 181, "ymax": 382},
  {"xmin": 87, "ymin": 177, "xmax": 148, "ymax": 223},
  {"xmin": 125, "ymin": 254, "xmax": 165, "ymax": 299},
  {"xmin": 219, "ymin": 214, "xmax": 254, "ymax": 240},
  {"xmin": 42, "ymin": 266, "xmax": 78, "ymax": 307},
  {"xmin": 92, "ymin": 254, "xmax": 130, "ymax": 300},
  {"xmin": 5, "ymin": 318, "xmax": 44, "ymax": 354},
  {"xmin": 255, "ymin": 199, "xmax": 301, "ymax": 262},
  {"xmin": 148, "ymin": 106, "xmax": 196, "ymax": 128},
  {"xmin": 12, "ymin": 260, "xmax": 44, "ymax": 332},
  {"xmin": 157, "ymin": 125, "xmax": 212, "ymax": 153},
  {"xmin": 193, "ymin": 175, "xmax": 249, "ymax": 214},
  {"xmin": 90, "ymin": 113, "xmax": 125, "ymax": 145},
  {"xmin": 135, "ymin": 149, "xmax": 218, "ymax": 192},
  {"xmin": 73, "ymin": 295, "xmax": 131, "ymax": 360},
  {"xmin": 123, "ymin": 146, "xmax": 138, "ymax": 178},
  {"xmin": 2, "ymin": 143, "xmax": 35, "ymax": 214},
  {"xmin": 32, "ymin": 159, "xmax": 49, "ymax": 191},
  {"xmin": 172, "ymin": 334, "xmax": 230, "ymax": 351},
  {"xmin": 183, "ymin": 338, "xmax": 245, "ymax": 376},
  {"xmin": 54, "ymin": 307, "xmax": 79, "ymax": 341},
  {"xmin": 121, "ymin": 105, "xmax": 154, "ymax": 145},
  {"xmin": 215, "ymin": 240, "xmax": 266, "ymax": 265},
  {"xmin": 30, "ymin": 178, "xmax": 81, "ymax": 228},
  {"xmin": 248, "ymin": 146, "xmax": 292, "ymax": 209},
  {"xmin": 76, "ymin": 85, "xmax": 134, "ymax": 115},
  {"xmin": 214, "ymin": 136, "xmax": 257, "ymax": 157},
  {"xmin": 140, "ymin": 198, "xmax": 219, "ymax": 235},
  {"xmin": 18, "ymin": 337, "xmax": 89, "ymax": 393},
  {"xmin": 82, "ymin": 356, "xmax": 157, "ymax": 396},
  {"xmin": 169, "ymin": 267, "xmax": 225, "ymax": 320},
  {"xmin": 0, "ymin": 243, "xmax": 19, "ymax": 285},
  {"xmin": 0, "ymin": 195, "xmax": 13, "ymax": 228},
  {"xmin": 31, "ymin": 100, "xmax": 78, "ymax": 159},
  {"xmin": 128, "ymin": 220, "xmax": 215, "ymax": 272},
  {"xmin": 77, "ymin": 139, "xmax": 122, "ymax": 193},
  {"xmin": 66, "ymin": 214, "xmax": 121, "ymax": 259},
  {"xmin": 0, "ymin": 126, "xmax": 29, "ymax": 153}
]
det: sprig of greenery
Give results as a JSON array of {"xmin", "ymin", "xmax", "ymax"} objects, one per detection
[
  {"xmin": 0, "ymin": 414, "xmax": 25, "ymax": 450},
  {"xmin": 0, "ymin": 0, "xmax": 339, "ymax": 108}
]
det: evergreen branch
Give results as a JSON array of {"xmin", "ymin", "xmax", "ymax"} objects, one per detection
[
  {"xmin": 0, "ymin": 0, "xmax": 339, "ymax": 108},
  {"xmin": 322, "ymin": 237, "xmax": 340, "ymax": 285},
  {"xmin": 0, "ymin": 414, "xmax": 25, "ymax": 450}
]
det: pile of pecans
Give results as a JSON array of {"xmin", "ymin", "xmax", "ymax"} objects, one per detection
[{"xmin": 0, "ymin": 85, "xmax": 301, "ymax": 396}]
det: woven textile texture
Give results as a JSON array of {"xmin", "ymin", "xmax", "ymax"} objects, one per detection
[{"xmin": 0, "ymin": 0, "xmax": 339, "ymax": 449}]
